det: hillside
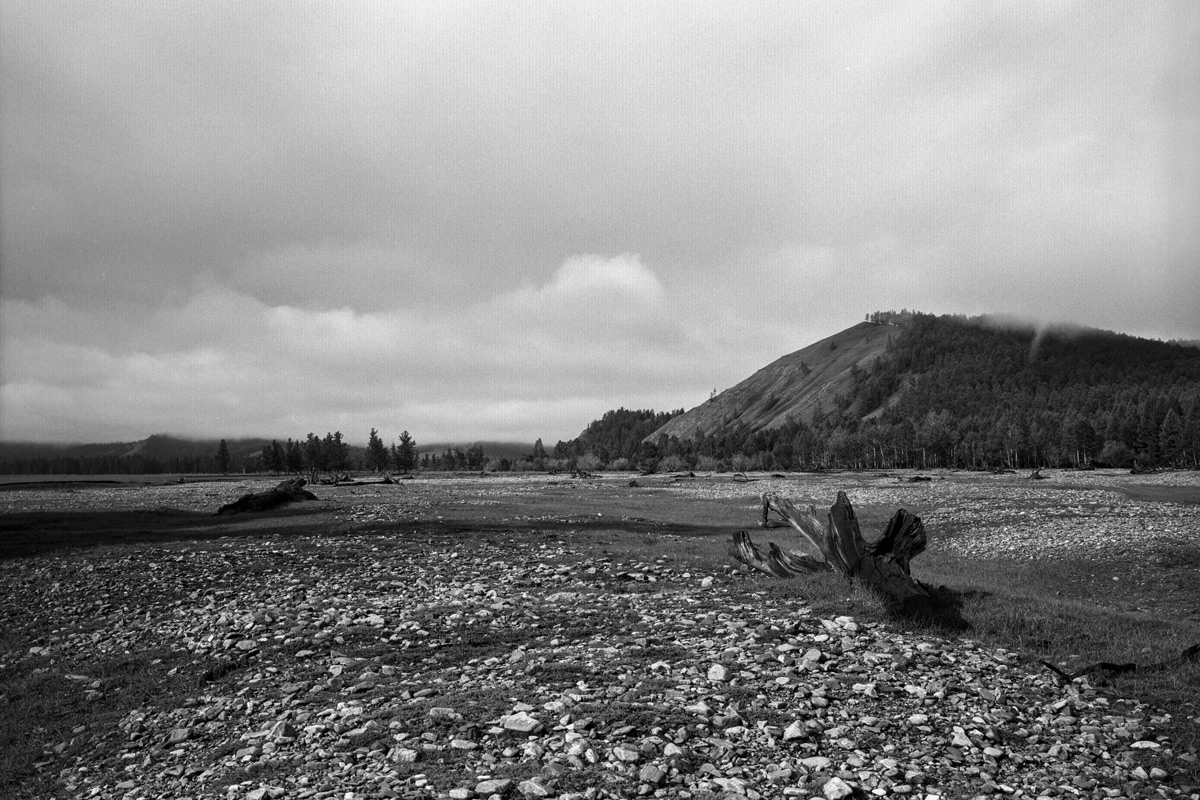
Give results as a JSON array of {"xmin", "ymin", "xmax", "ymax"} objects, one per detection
[
  {"xmin": 556, "ymin": 311, "xmax": 1200, "ymax": 471},
  {"xmin": 0, "ymin": 435, "xmax": 274, "ymax": 475},
  {"xmin": 650, "ymin": 319, "xmax": 896, "ymax": 441}
]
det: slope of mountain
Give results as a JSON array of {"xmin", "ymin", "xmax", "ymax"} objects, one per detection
[
  {"xmin": 583, "ymin": 310, "xmax": 1200, "ymax": 470},
  {"xmin": 650, "ymin": 320, "xmax": 896, "ymax": 441}
]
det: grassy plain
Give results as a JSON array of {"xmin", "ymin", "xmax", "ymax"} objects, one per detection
[{"xmin": 1, "ymin": 468, "xmax": 1197, "ymax": 793}]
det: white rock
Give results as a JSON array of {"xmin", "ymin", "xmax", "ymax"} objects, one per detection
[
  {"xmin": 823, "ymin": 776, "xmax": 856, "ymax": 799},
  {"xmin": 707, "ymin": 663, "xmax": 730, "ymax": 682},
  {"xmin": 782, "ymin": 721, "xmax": 807, "ymax": 742},
  {"xmin": 501, "ymin": 711, "xmax": 543, "ymax": 734}
]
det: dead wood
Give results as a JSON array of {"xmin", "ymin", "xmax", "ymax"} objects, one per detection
[
  {"xmin": 733, "ymin": 491, "xmax": 957, "ymax": 624},
  {"xmin": 1040, "ymin": 642, "xmax": 1200, "ymax": 685},
  {"xmin": 217, "ymin": 477, "xmax": 318, "ymax": 515}
]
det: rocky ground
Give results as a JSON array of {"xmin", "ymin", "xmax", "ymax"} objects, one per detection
[{"xmin": 1, "ymin": 471, "xmax": 1198, "ymax": 800}]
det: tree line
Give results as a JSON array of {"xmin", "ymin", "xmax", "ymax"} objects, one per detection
[{"xmin": 253, "ymin": 430, "xmax": 419, "ymax": 478}]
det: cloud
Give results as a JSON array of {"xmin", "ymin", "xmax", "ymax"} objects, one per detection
[
  {"xmin": 1, "ymin": 255, "xmax": 718, "ymax": 443},
  {"xmin": 2, "ymin": 2, "xmax": 1198, "ymax": 442}
]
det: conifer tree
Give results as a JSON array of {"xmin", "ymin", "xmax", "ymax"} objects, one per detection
[
  {"xmin": 394, "ymin": 431, "xmax": 417, "ymax": 473},
  {"xmin": 366, "ymin": 428, "xmax": 389, "ymax": 472}
]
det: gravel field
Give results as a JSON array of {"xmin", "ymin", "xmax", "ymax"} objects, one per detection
[{"xmin": 1, "ymin": 470, "xmax": 1198, "ymax": 800}]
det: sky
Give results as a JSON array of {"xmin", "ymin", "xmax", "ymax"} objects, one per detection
[{"xmin": 2, "ymin": 2, "xmax": 1199, "ymax": 446}]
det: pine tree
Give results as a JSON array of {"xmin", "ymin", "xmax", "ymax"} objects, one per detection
[
  {"xmin": 217, "ymin": 439, "xmax": 231, "ymax": 474},
  {"xmin": 394, "ymin": 431, "xmax": 417, "ymax": 473},
  {"xmin": 286, "ymin": 439, "xmax": 304, "ymax": 474},
  {"xmin": 366, "ymin": 428, "xmax": 389, "ymax": 472}
]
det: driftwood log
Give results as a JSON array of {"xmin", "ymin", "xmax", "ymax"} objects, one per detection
[
  {"xmin": 731, "ymin": 491, "xmax": 958, "ymax": 624},
  {"xmin": 217, "ymin": 477, "xmax": 317, "ymax": 515},
  {"xmin": 1041, "ymin": 643, "xmax": 1200, "ymax": 685}
]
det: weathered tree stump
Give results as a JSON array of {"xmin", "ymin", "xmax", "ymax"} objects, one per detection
[
  {"xmin": 731, "ymin": 491, "xmax": 960, "ymax": 624},
  {"xmin": 217, "ymin": 477, "xmax": 318, "ymax": 515}
]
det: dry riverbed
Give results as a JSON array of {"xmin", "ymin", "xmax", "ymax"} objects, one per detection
[{"xmin": 1, "ymin": 470, "xmax": 1198, "ymax": 800}]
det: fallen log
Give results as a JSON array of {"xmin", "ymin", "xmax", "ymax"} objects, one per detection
[
  {"xmin": 217, "ymin": 477, "xmax": 318, "ymax": 515},
  {"xmin": 732, "ymin": 491, "xmax": 961, "ymax": 625},
  {"xmin": 1041, "ymin": 642, "xmax": 1200, "ymax": 685}
]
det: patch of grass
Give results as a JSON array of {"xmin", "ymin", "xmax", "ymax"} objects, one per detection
[{"xmin": 0, "ymin": 645, "xmax": 200, "ymax": 799}]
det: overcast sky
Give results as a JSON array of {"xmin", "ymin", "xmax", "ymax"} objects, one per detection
[{"xmin": 2, "ymin": 2, "xmax": 1198, "ymax": 445}]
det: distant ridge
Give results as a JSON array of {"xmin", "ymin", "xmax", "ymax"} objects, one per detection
[
  {"xmin": 0, "ymin": 434, "xmax": 275, "ymax": 475},
  {"xmin": 0, "ymin": 435, "xmax": 536, "ymax": 475},
  {"xmin": 418, "ymin": 441, "xmax": 534, "ymax": 460}
]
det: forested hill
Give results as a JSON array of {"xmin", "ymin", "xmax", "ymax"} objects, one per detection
[
  {"xmin": 554, "ymin": 312, "xmax": 1200, "ymax": 471},
  {"xmin": 0, "ymin": 434, "xmax": 275, "ymax": 475},
  {"xmin": 554, "ymin": 408, "xmax": 683, "ymax": 468}
]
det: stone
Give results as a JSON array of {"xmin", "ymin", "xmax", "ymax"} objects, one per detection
[
  {"xmin": 612, "ymin": 745, "xmax": 640, "ymax": 763},
  {"xmin": 638, "ymin": 764, "xmax": 667, "ymax": 785},
  {"xmin": 708, "ymin": 663, "xmax": 730, "ymax": 682},
  {"xmin": 166, "ymin": 727, "xmax": 192, "ymax": 744},
  {"xmin": 822, "ymin": 776, "xmax": 856, "ymax": 799},
  {"xmin": 713, "ymin": 776, "xmax": 748, "ymax": 793},
  {"xmin": 429, "ymin": 707, "xmax": 464, "ymax": 723},
  {"xmin": 502, "ymin": 711, "xmax": 543, "ymax": 735},
  {"xmin": 782, "ymin": 721, "xmax": 807, "ymax": 742},
  {"xmin": 475, "ymin": 778, "xmax": 514, "ymax": 795},
  {"xmin": 518, "ymin": 778, "xmax": 551, "ymax": 798},
  {"xmin": 267, "ymin": 721, "xmax": 298, "ymax": 740}
]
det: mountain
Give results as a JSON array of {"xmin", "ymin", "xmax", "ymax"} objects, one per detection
[
  {"xmin": 0, "ymin": 435, "xmax": 274, "ymax": 475},
  {"xmin": 552, "ymin": 310, "xmax": 1199, "ymax": 470},
  {"xmin": 418, "ymin": 441, "xmax": 535, "ymax": 460},
  {"xmin": 649, "ymin": 319, "xmax": 897, "ymax": 441}
]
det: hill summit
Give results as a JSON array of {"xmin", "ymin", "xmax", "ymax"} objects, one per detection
[{"xmin": 554, "ymin": 311, "xmax": 1200, "ymax": 471}]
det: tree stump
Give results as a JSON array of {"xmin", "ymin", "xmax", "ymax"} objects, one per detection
[
  {"xmin": 217, "ymin": 477, "xmax": 318, "ymax": 515},
  {"xmin": 731, "ymin": 491, "xmax": 960, "ymax": 625}
]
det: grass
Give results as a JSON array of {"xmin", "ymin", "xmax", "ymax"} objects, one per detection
[{"xmin": 0, "ymin": 644, "xmax": 202, "ymax": 799}]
